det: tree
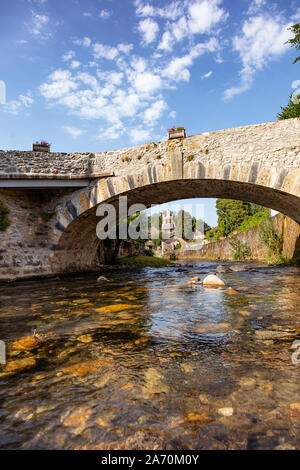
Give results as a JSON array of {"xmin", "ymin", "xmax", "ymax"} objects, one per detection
[
  {"xmin": 287, "ymin": 23, "xmax": 300, "ymax": 64},
  {"xmin": 215, "ymin": 199, "xmax": 261, "ymax": 237},
  {"xmin": 277, "ymin": 94, "xmax": 300, "ymax": 120}
]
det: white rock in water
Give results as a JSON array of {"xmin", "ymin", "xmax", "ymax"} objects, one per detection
[
  {"xmin": 97, "ymin": 276, "xmax": 109, "ymax": 282},
  {"xmin": 218, "ymin": 407, "xmax": 234, "ymax": 417},
  {"xmin": 202, "ymin": 274, "xmax": 225, "ymax": 287}
]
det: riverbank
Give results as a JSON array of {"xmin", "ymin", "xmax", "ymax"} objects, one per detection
[
  {"xmin": 175, "ymin": 214, "xmax": 300, "ymax": 264},
  {"xmin": 115, "ymin": 255, "xmax": 171, "ymax": 267}
]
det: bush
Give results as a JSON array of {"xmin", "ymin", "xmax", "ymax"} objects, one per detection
[
  {"xmin": 259, "ymin": 217, "xmax": 284, "ymax": 264},
  {"xmin": 237, "ymin": 207, "xmax": 270, "ymax": 232},
  {"xmin": 0, "ymin": 201, "xmax": 10, "ymax": 231},
  {"xmin": 169, "ymin": 250, "xmax": 176, "ymax": 260},
  {"xmin": 230, "ymin": 236, "xmax": 251, "ymax": 261},
  {"xmin": 143, "ymin": 248, "xmax": 154, "ymax": 256}
]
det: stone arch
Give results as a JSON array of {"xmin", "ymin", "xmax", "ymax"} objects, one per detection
[{"xmin": 49, "ymin": 167, "xmax": 300, "ymax": 273}]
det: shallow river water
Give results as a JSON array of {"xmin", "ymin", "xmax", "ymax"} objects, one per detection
[{"xmin": 0, "ymin": 261, "xmax": 299, "ymax": 450}]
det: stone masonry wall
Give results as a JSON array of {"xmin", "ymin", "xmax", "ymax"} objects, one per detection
[
  {"xmin": 176, "ymin": 214, "xmax": 300, "ymax": 262},
  {"xmin": 1, "ymin": 119, "xmax": 299, "ymax": 178}
]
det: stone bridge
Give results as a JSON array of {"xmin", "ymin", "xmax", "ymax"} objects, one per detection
[{"xmin": 0, "ymin": 118, "xmax": 300, "ymax": 280}]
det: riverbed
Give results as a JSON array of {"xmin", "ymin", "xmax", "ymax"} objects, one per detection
[{"xmin": 0, "ymin": 261, "xmax": 299, "ymax": 450}]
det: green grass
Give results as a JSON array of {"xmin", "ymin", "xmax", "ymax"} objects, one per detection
[{"xmin": 115, "ymin": 255, "xmax": 171, "ymax": 267}]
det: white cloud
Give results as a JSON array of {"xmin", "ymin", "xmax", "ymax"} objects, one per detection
[
  {"xmin": 247, "ymin": 0, "xmax": 266, "ymax": 15},
  {"xmin": 188, "ymin": 0, "xmax": 227, "ymax": 35},
  {"xmin": 143, "ymin": 99, "xmax": 167, "ymax": 123},
  {"xmin": 133, "ymin": 71, "xmax": 162, "ymax": 94},
  {"xmin": 169, "ymin": 110, "xmax": 176, "ymax": 119},
  {"xmin": 158, "ymin": 31, "xmax": 173, "ymax": 51},
  {"xmin": 118, "ymin": 43, "xmax": 134, "ymax": 54},
  {"xmin": 224, "ymin": 14, "xmax": 293, "ymax": 100},
  {"xmin": 62, "ymin": 50, "xmax": 75, "ymax": 61},
  {"xmin": 135, "ymin": 0, "xmax": 184, "ymax": 21},
  {"xmin": 138, "ymin": 18, "xmax": 159, "ymax": 45},
  {"xmin": 129, "ymin": 128, "xmax": 152, "ymax": 143},
  {"xmin": 292, "ymin": 80, "xmax": 300, "ymax": 89},
  {"xmin": 27, "ymin": 12, "xmax": 51, "ymax": 39},
  {"xmin": 163, "ymin": 39, "xmax": 218, "ymax": 82},
  {"xmin": 70, "ymin": 60, "xmax": 80, "ymax": 69},
  {"xmin": 74, "ymin": 37, "xmax": 91, "ymax": 47},
  {"xmin": 93, "ymin": 43, "xmax": 119, "ymax": 60},
  {"xmin": 83, "ymin": 12, "xmax": 92, "ymax": 17},
  {"xmin": 28, "ymin": 0, "xmax": 47, "ymax": 4},
  {"xmin": 15, "ymin": 39, "xmax": 28, "ymax": 45},
  {"xmin": 201, "ymin": 71, "xmax": 212, "ymax": 79},
  {"xmin": 3, "ymin": 92, "xmax": 33, "ymax": 115},
  {"xmin": 40, "ymin": 69, "xmax": 78, "ymax": 99},
  {"xmin": 63, "ymin": 126, "xmax": 83, "ymax": 138},
  {"xmin": 99, "ymin": 10, "xmax": 112, "ymax": 19},
  {"xmin": 158, "ymin": 0, "xmax": 227, "ymax": 52}
]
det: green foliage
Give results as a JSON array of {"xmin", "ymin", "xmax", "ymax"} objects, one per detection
[
  {"xmin": 205, "ymin": 230, "xmax": 220, "ymax": 241},
  {"xmin": 174, "ymin": 242, "xmax": 181, "ymax": 250},
  {"xmin": 230, "ymin": 236, "xmax": 251, "ymax": 261},
  {"xmin": 0, "ymin": 201, "xmax": 10, "ymax": 231},
  {"xmin": 169, "ymin": 250, "xmax": 176, "ymax": 260},
  {"xmin": 237, "ymin": 207, "xmax": 270, "ymax": 232},
  {"xmin": 216, "ymin": 199, "xmax": 262, "ymax": 237},
  {"xmin": 259, "ymin": 217, "xmax": 284, "ymax": 264},
  {"xmin": 287, "ymin": 23, "xmax": 300, "ymax": 64},
  {"xmin": 143, "ymin": 248, "xmax": 154, "ymax": 256},
  {"xmin": 277, "ymin": 94, "xmax": 300, "ymax": 120}
]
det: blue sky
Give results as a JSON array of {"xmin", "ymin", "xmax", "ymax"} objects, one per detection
[{"xmin": 0, "ymin": 0, "xmax": 299, "ymax": 226}]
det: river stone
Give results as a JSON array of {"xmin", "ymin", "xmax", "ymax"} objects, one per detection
[
  {"xmin": 97, "ymin": 276, "xmax": 109, "ymax": 282},
  {"xmin": 254, "ymin": 329, "xmax": 297, "ymax": 341},
  {"xmin": 0, "ymin": 357, "xmax": 36, "ymax": 377},
  {"xmin": 218, "ymin": 407, "xmax": 234, "ymax": 416},
  {"xmin": 229, "ymin": 265, "xmax": 248, "ymax": 272},
  {"xmin": 216, "ymin": 265, "xmax": 230, "ymax": 273},
  {"xmin": 203, "ymin": 274, "xmax": 226, "ymax": 287}
]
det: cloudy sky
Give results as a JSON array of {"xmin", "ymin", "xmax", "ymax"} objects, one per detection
[{"xmin": 0, "ymin": 0, "xmax": 299, "ymax": 225}]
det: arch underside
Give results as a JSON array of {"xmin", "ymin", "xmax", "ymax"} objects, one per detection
[{"xmin": 51, "ymin": 178, "xmax": 300, "ymax": 273}]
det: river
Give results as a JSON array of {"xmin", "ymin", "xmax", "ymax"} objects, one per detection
[{"xmin": 0, "ymin": 261, "xmax": 299, "ymax": 450}]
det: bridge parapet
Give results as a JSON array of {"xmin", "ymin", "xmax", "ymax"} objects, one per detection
[{"xmin": 0, "ymin": 119, "xmax": 299, "ymax": 181}]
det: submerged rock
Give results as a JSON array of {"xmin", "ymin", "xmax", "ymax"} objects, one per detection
[
  {"xmin": 203, "ymin": 274, "xmax": 226, "ymax": 287},
  {"xmin": 11, "ymin": 334, "xmax": 47, "ymax": 352},
  {"xmin": 254, "ymin": 329, "xmax": 297, "ymax": 341},
  {"xmin": 60, "ymin": 358, "xmax": 112, "ymax": 377},
  {"xmin": 95, "ymin": 304, "xmax": 142, "ymax": 314},
  {"xmin": 223, "ymin": 287, "xmax": 239, "ymax": 295},
  {"xmin": 188, "ymin": 276, "xmax": 200, "ymax": 284},
  {"xmin": 143, "ymin": 368, "xmax": 169, "ymax": 395},
  {"xmin": 0, "ymin": 357, "xmax": 36, "ymax": 377},
  {"xmin": 229, "ymin": 265, "xmax": 248, "ymax": 272},
  {"xmin": 218, "ymin": 407, "xmax": 234, "ymax": 417},
  {"xmin": 97, "ymin": 276, "xmax": 110, "ymax": 282},
  {"xmin": 216, "ymin": 265, "xmax": 230, "ymax": 273},
  {"xmin": 77, "ymin": 334, "xmax": 93, "ymax": 343}
]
